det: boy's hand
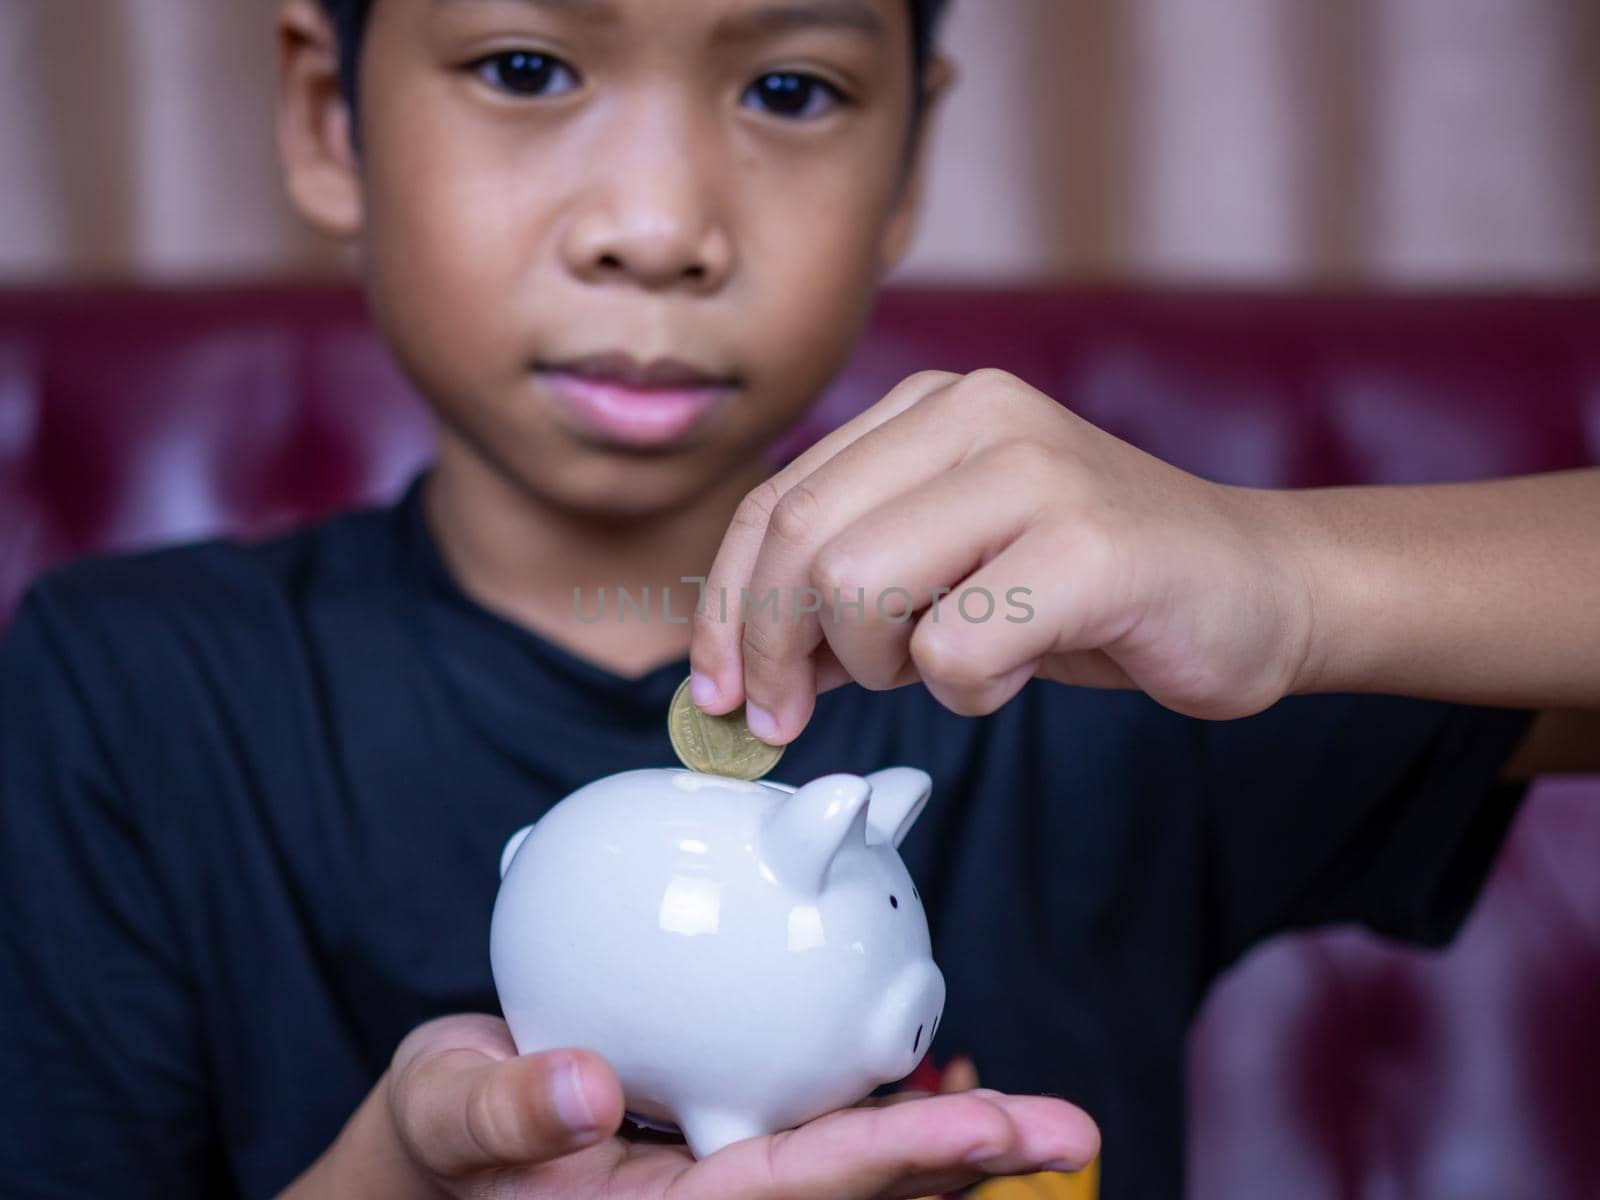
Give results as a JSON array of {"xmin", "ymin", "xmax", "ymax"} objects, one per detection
[
  {"xmin": 288, "ymin": 1014, "xmax": 1097, "ymax": 1199},
  {"xmin": 690, "ymin": 369, "xmax": 1315, "ymax": 743}
]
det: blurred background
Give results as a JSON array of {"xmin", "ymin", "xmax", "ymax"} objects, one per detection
[{"xmin": 3, "ymin": 0, "xmax": 1598, "ymax": 287}]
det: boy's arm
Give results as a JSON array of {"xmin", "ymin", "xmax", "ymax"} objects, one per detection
[
  {"xmin": 0, "ymin": 595, "xmax": 218, "ymax": 1196},
  {"xmin": 1267, "ymin": 469, "xmax": 1600, "ymax": 775},
  {"xmin": 687, "ymin": 370, "xmax": 1600, "ymax": 768}
]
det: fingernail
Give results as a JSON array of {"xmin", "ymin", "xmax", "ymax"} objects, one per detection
[
  {"xmin": 964, "ymin": 1143, "xmax": 1007, "ymax": 1166},
  {"xmin": 743, "ymin": 701, "xmax": 779, "ymax": 742},
  {"xmin": 552, "ymin": 1060, "xmax": 599, "ymax": 1134},
  {"xmin": 1044, "ymin": 1159, "xmax": 1086, "ymax": 1173},
  {"xmin": 689, "ymin": 672, "xmax": 720, "ymax": 709}
]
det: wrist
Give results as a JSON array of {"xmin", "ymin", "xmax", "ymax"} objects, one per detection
[
  {"xmin": 1267, "ymin": 484, "xmax": 1430, "ymax": 698},
  {"xmin": 1249, "ymin": 485, "xmax": 1369, "ymax": 697}
]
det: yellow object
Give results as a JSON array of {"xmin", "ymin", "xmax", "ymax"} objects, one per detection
[{"xmin": 969, "ymin": 1159, "xmax": 1099, "ymax": 1200}]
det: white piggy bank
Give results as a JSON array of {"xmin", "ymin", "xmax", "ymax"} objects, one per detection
[{"xmin": 489, "ymin": 765, "xmax": 946, "ymax": 1157}]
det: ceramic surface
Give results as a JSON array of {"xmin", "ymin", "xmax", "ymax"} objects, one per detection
[{"xmin": 490, "ymin": 766, "xmax": 946, "ymax": 1157}]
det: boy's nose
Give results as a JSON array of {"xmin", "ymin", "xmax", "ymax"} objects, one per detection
[{"xmin": 562, "ymin": 185, "xmax": 734, "ymax": 294}]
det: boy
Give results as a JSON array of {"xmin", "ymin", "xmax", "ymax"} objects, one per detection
[{"xmin": 1, "ymin": 1, "xmax": 1595, "ymax": 1199}]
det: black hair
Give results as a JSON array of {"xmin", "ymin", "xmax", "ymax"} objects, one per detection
[{"xmin": 319, "ymin": 0, "xmax": 952, "ymax": 117}]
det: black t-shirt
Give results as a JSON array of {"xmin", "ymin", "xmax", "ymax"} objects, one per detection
[{"xmin": 0, "ymin": 475, "xmax": 1534, "ymax": 1199}]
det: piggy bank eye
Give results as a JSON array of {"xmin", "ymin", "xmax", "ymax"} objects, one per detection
[
  {"xmin": 912, "ymin": 885, "xmax": 920, "ymax": 903},
  {"xmin": 889, "ymin": 894, "xmax": 899, "ymax": 909}
]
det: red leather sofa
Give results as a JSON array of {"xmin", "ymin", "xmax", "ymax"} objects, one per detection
[{"xmin": 2, "ymin": 286, "xmax": 1597, "ymax": 1197}]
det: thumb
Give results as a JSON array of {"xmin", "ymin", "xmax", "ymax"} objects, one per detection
[{"xmin": 390, "ymin": 1038, "xmax": 624, "ymax": 1178}]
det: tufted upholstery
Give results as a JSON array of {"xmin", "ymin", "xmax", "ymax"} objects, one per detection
[{"xmin": 2, "ymin": 286, "xmax": 1597, "ymax": 1197}]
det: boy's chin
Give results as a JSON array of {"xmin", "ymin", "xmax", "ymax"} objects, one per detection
[{"xmin": 524, "ymin": 451, "xmax": 759, "ymax": 524}]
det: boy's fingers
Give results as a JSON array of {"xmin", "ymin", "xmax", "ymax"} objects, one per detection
[
  {"xmin": 807, "ymin": 450, "xmax": 1039, "ymax": 705},
  {"xmin": 735, "ymin": 385, "xmax": 993, "ymax": 741},
  {"xmin": 976, "ymin": 1095, "xmax": 1100, "ymax": 1174},
  {"xmin": 689, "ymin": 370, "xmax": 960, "ymax": 717},
  {"xmin": 390, "ymin": 1042, "xmax": 623, "ymax": 1178},
  {"xmin": 679, "ymin": 1090, "xmax": 1096, "ymax": 1200},
  {"xmin": 682, "ymin": 1091, "xmax": 1009, "ymax": 1199},
  {"xmin": 906, "ymin": 525, "xmax": 1125, "ymax": 718},
  {"xmin": 813, "ymin": 641, "xmax": 854, "ymax": 694}
]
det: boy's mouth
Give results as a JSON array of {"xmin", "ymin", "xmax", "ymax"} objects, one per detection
[{"xmin": 535, "ymin": 353, "xmax": 738, "ymax": 449}]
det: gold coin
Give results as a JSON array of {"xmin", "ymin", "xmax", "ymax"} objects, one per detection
[{"xmin": 667, "ymin": 676, "xmax": 785, "ymax": 781}]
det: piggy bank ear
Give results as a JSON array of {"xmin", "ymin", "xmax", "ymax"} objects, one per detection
[
  {"xmin": 499, "ymin": 824, "xmax": 535, "ymax": 879},
  {"xmin": 760, "ymin": 774, "xmax": 870, "ymax": 895},
  {"xmin": 864, "ymin": 767, "xmax": 932, "ymax": 848}
]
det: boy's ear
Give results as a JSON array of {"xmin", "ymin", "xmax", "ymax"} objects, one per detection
[
  {"xmin": 878, "ymin": 55, "xmax": 956, "ymax": 275},
  {"xmin": 277, "ymin": 0, "xmax": 363, "ymax": 239}
]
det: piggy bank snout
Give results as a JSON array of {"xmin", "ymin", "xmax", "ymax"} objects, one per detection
[{"xmin": 866, "ymin": 959, "xmax": 946, "ymax": 1081}]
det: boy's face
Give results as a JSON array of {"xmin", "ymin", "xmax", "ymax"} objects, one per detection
[{"xmin": 281, "ymin": 0, "xmax": 941, "ymax": 520}]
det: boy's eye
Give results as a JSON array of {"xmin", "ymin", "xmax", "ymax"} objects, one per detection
[
  {"xmin": 473, "ymin": 51, "xmax": 579, "ymax": 98},
  {"xmin": 742, "ymin": 72, "xmax": 843, "ymax": 120}
]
